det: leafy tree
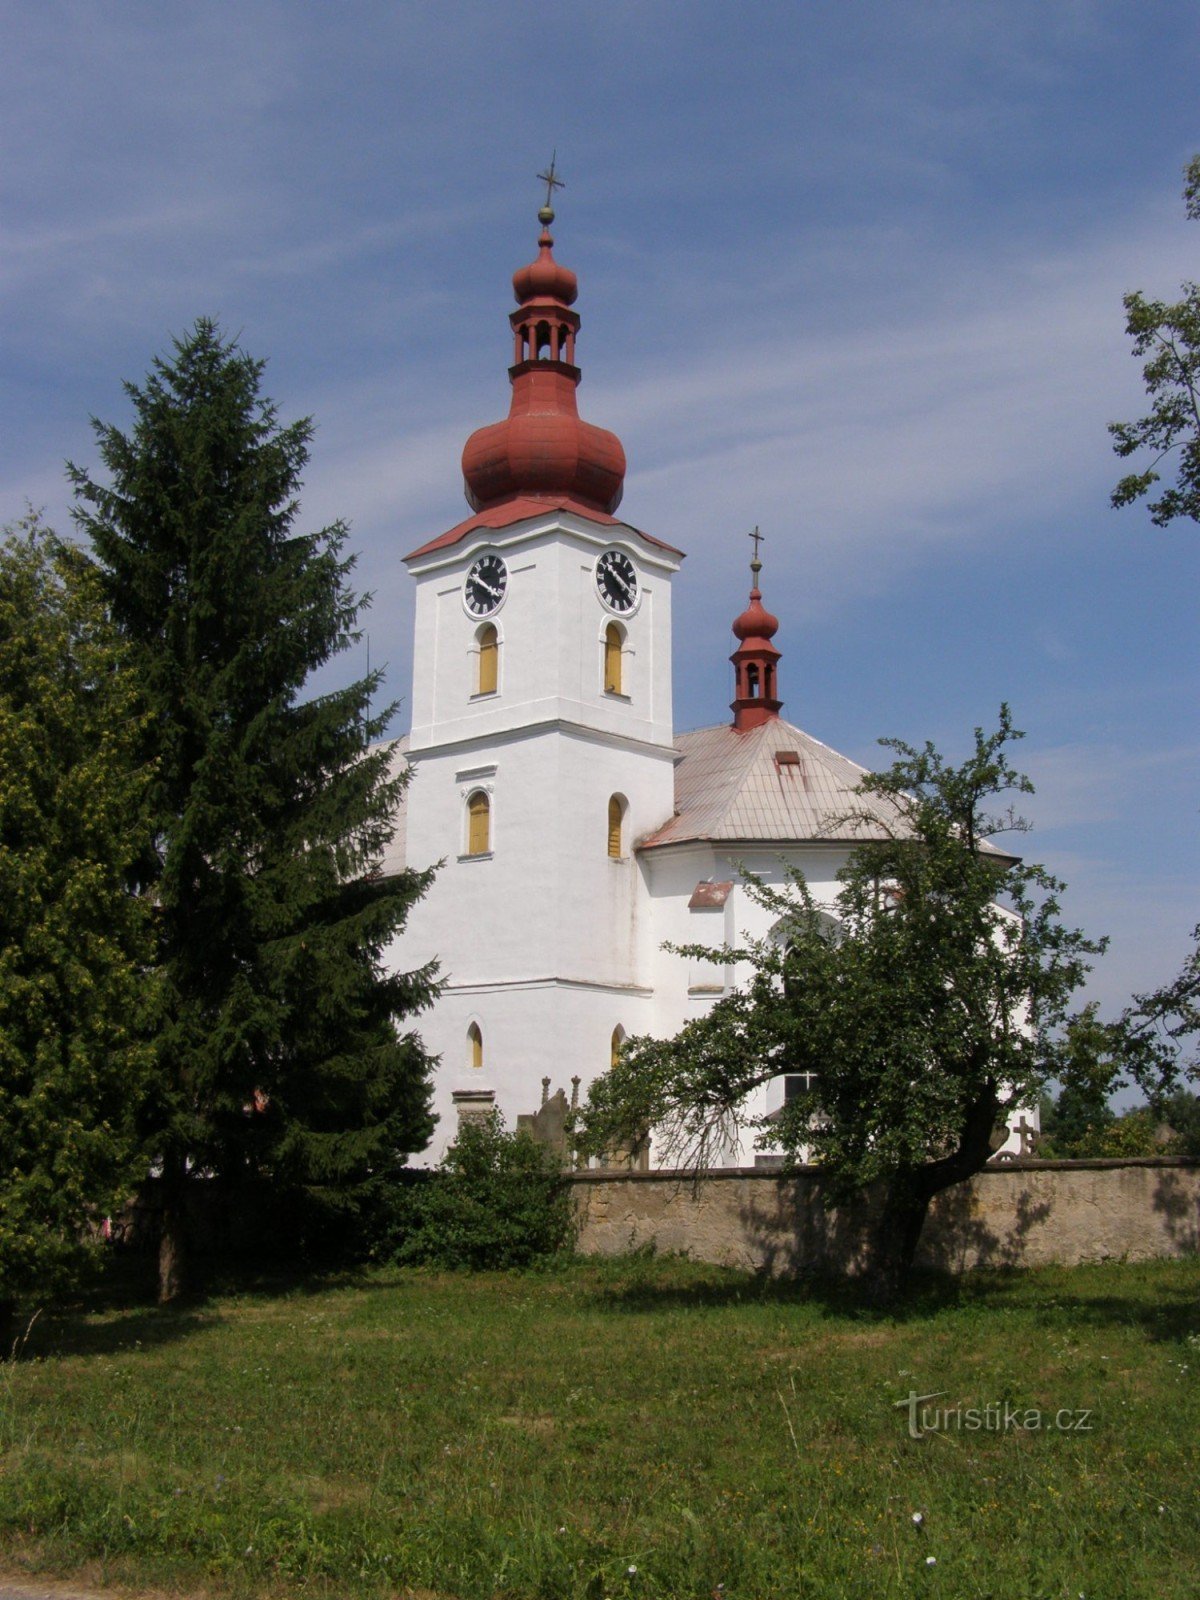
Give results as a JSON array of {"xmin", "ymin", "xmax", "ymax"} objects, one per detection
[
  {"xmin": 578, "ymin": 709, "xmax": 1102, "ymax": 1297},
  {"xmin": 392, "ymin": 1114, "xmax": 575, "ymax": 1270},
  {"xmin": 0, "ymin": 514, "xmax": 155, "ymax": 1349},
  {"xmin": 1117, "ymin": 924, "xmax": 1199, "ymax": 1098},
  {"xmin": 1158, "ymin": 1087, "xmax": 1200, "ymax": 1160},
  {"xmin": 1035, "ymin": 1004, "xmax": 1121, "ymax": 1156},
  {"xmin": 1039, "ymin": 934, "xmax": 1198, "ymax": 1158},
  {"xmin": 1110, "ymin": 156, "xmax": 1200, "ymax": 527},
  {"xmin": 69, "ymin": 321, "xmax": 438, "ymax": 1301}
]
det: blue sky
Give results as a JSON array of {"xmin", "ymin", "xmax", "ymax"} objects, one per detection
[{"xmin": 2, "ymin": 1, "xmax": 1197, "ymax": 1027}]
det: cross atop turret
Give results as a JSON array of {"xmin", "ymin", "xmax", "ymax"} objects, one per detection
[{"xmin": 537, "ymin": 152, "xmax": 565, "ymax": 224}]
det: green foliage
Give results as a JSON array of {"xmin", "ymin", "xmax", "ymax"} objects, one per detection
[
  {"xmin": 1036, "ymin": 1003, "xmax": 1123, "ymax": 1156},
  {"xmin": 0, "ymin": 514, "xmax": 155, "ymax": 1311},
  {"xmin": 1118, "ymin": 924, "xmax": 1200, "ymax": 1101},
  {"xmin": 1040, "ymin": 933, "xmax": 1199, "ymax": 1159},
  {"xmin": 1040, "ymin": 1102, "xmax": 1161, "ymax": 1160},
  {"xmin": 392, "ymin": 1114, "xmax": 575, "ymax": 1270},
  {"xmin": 1159, "ymin": 1089, "xmax": 1200, "ymax": 1160},
  {"xmin": 1110, "ymin": 156, "xmax": 1200, "ymax": 527},
  {"xmin": 67, "ymin": 320, "xmax": 438, "ymax": 1288},
  {"xmin": 579, "ymin": 708, "xmax": 1102, "ymax": 1282}
]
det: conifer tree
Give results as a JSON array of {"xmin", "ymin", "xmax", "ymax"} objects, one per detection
[
  {"xmin": 69, "ymin": 321, "xmax": 437, "ymax": 1300},
  {"xmin": 0, "ymin": 515, "xmax": 155, "ymax": 1347}
]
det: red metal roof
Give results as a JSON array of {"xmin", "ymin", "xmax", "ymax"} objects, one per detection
[{"xmin": 405, "ymin": 496, "xmax": 683, "ymax": 562}]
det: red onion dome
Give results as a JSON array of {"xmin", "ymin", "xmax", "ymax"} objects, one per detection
[
  {"xmin": 732, "ymin": 588, "xmax": 779, "ymax": 642},
  {"xmin": 462, "ymin": 375, "xmax": 625, "ymax": 514},
  {"xmin": 513, "ymin": 229, "xmax": 578, "ymax": 305}
]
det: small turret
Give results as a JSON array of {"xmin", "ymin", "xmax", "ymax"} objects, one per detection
[{"xmin": 730, "ymin": 528, "xmax": 782, "ymax": 731}]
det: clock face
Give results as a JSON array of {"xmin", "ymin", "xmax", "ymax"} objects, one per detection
[
  {"xmin": 464, "ymin": 553, "xmax": 508, "ymax": 617},
  {"xmin": 595, "ymin": 548, "xmax": 638, "ymax": 614}
]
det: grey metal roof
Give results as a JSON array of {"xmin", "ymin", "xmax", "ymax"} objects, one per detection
[{"xmin": 639, "ymin": 718, "xmax": 906, "ymax": 850}]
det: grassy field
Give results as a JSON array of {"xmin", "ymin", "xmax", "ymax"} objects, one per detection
[{"xmin": 0, "ymin": 1254, "xmax": 1196, "ymax": 1600}]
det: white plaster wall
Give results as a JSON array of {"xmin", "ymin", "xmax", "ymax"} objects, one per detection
[
  {"xmin": 396, "ymin": 728, "xmax": 676, "ymax": 986},
  {"xmin": 395, "ymin": 505, "xmax": 682, "ymax": 1163},
  {"xmin": 417, "ymin": 982, "xmax": 659, "ymax": 1163},
  {"xmin": 407, "ymin": 512, "xmax": 678, "ymax": 755}
]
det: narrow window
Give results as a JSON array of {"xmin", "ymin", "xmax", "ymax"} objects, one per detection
[
  {"xmin": 785, "ymin": 1072, "xmax": 819, "ymax": 1101},
  {"xmin": 610, "ymin": 1026, "xmax": 625, "ymax": 1069},
  {"xmin": 747, "ymin": 663, "xmax": 760, "ymax": 697},
  {"xmin": 477, "ymin": 624, "xmax": 498, "ymax": 694},
  {"xmin": 467, "ymin": 790, "xmax": 490, "ymax": 856},
  {"xmin": 604, "ymin": 623, "xmax": 623, "ymax": 694},
  {"xmin": 468, "ymin": 1023, "xmax": 483, "ymax": 1070},
  {"xmin": 607, "ymin": 794, "xmax": 625, "ymax": 859}
]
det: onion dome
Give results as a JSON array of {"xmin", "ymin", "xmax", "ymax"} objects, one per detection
[
  {"xmin": 730, "ymin": 539, "xmax": 783, "ymax": 731},
  {"xmin": 461, "ymin": 202, "xmax": 626, "ymax": 517},
  {"xmin": 732, "ymin": 589, "xmax": 780, "ymax": 642},
  {"xmin": 512, "ymin": 228, "xmax": 578, "ymax": 305}
]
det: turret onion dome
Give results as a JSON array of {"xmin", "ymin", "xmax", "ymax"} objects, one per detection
[
  {"xmin": 511, "ymin": 229, "xmax": 578, "ymax": 305},
  {"xmin": 732, "ymin": 588, "xmax": 780, "ymax": 643}
]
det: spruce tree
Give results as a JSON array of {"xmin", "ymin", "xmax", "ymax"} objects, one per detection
[{"xmin": 69, "ymin": 320, "xmax": 437, "ymax": 1300}]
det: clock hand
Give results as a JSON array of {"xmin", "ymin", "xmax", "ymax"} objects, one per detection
[{"xmin": 610, "ymin": 570, "xmax": 633, "ymax": 597}]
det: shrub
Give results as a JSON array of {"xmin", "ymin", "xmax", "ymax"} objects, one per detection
[{"xmin": 391, "ymin": 1114, "xmax": 575, "ymax": 1269}]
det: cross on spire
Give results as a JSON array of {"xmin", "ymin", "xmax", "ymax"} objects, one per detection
[
  {"xmin": 537, "ymin": 152, "xmax": 565, "ymax": 224},
  {"xmin": 748, "ymin": 524, "xmax": 764, "ymax": 577}
]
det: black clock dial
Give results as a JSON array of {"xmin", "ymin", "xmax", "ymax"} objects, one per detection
[
  {"xmin": 464, "ymin": 553, "xmax": 508, "ymax": 617},
  {"xmin": 596, "ymin": 549, "xmax": 638, "ymax": 614}
]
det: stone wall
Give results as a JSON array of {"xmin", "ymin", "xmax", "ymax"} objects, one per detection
[{"xmin": 569, "ymin": 1159, "xmax": 1200, "ymax": 1274}]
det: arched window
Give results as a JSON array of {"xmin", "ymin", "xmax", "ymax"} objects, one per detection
[
  {"xmin": 604, "ymin": 623, "xmax": 623, "ymax": 694},
  {"xmin": 610, "ymin": 1026, "xmax": 625, "ymax": 1069},
  {"xmin": 468, "ymin": 1022, "xmax": 483, "ymax": 1070},
  {"xmin": 466, "ymin": 790, "xmax": 491, "ymax": 856},
  {"xmin": 477, "ymin": 624, "xmax": 498, "ymax": 695},
  {"xmin": 607, "ymin": 794, "xmax": 626, "ymax": 859}
]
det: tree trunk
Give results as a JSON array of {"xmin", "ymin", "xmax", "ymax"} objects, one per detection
[
  {"xmin": 0, "ymin": 1298, "xmax": 16, "ymax": 1360},
  {"xmin": 864, "ymin": 1175, "xmax": 933, "ymax": 1303},
  {"xmin": 157, "ymin": 1156, "xmax": 188, "ymax": 1304},
  {"xmin": 864, "ymin": 1083, "xmax": 1003, "ymax": 1301}
]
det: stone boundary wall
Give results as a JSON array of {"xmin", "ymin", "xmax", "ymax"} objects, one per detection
[{"xmin": 569, "ymin": 1159, "xmax": 1200, "ymax": 1274}]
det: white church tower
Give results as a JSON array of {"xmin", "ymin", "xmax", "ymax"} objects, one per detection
[
  {"xmin": 393, "ymin": 183, "xmax": 684, "ymax": 1157},
  {"xmin": 386, "ymin": 182, "xmax": 1035, "ymax": 1169}
]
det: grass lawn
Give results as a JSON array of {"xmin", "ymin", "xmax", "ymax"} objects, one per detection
[{"xmin": 0, "ymin": 1253, "xmax": 1196, "ymax": 1600}]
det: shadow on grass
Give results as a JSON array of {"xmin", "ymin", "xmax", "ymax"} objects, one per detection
[
  {"xmin": 583, "ymin": 1257, "xmax": 972, "ymax": 1322},
  {"xmin": 17, "ymin": 1249, "xmax": 386, "ymax": 1364},
  {"xmin": 583, "ymin": 1254, "xmax": 1200, "ymax": 1340}
]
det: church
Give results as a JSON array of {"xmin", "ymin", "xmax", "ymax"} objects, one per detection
[{"xmin": 383, "ymin": 189, "xmax": 1025, "ymax": 1168}]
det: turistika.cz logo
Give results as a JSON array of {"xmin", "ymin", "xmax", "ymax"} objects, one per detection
[{"xmin": 895, "ymin": 1391, "xmax": 1095, "ymax": 1440}]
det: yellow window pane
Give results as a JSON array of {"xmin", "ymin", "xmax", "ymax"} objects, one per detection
[
  {"xmin": 604, "ymin": 624, "xmax": 622, "ymax": 694},
  {"xmin": 607, "ymin": 795, "xmax": 622, "ymax": 858},
  {"xmin": 467, "ymin": 791, "xmax": 490, "ymax": 855},
  {"xmin": 478, "ymin": 626, "xmax": 498, "ymax": 694}
]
